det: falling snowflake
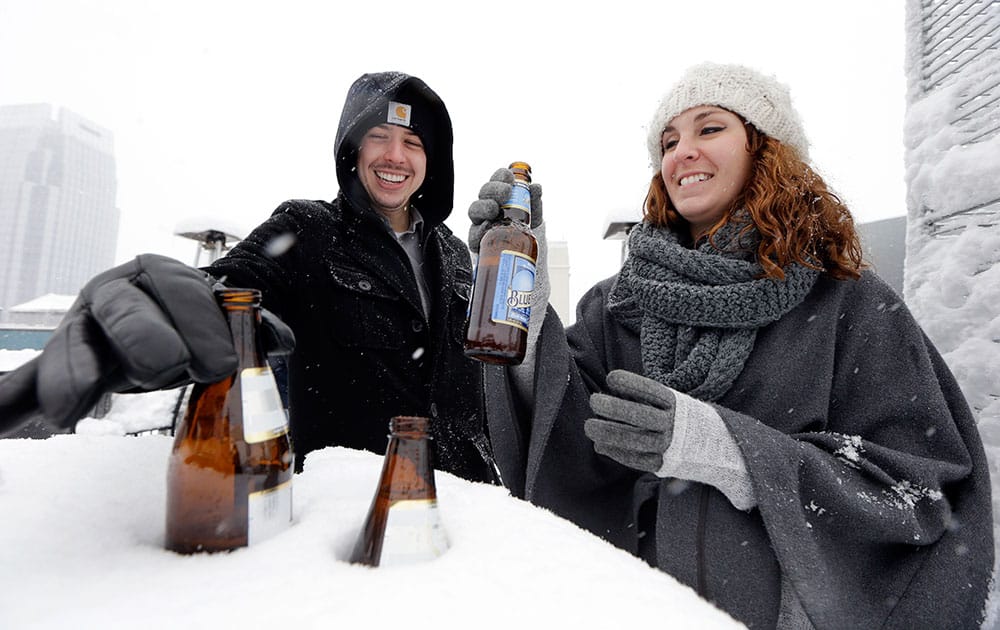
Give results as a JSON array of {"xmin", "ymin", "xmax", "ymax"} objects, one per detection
[{"xmin": 265, "ymin": 232, "xmax": 296, "ymax": 257}]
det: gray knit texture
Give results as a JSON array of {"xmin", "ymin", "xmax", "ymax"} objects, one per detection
[{"xmin": 607, "ymin": 222, "xmax": 818, "ymax": 401}]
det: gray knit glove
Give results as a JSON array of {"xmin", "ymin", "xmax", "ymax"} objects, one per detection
[
  {"xmin": 586, "ymin": 370, "xmax": 756, "ymax": 510},
  {"xmin": 467, "ymin": 167, "xmax": 543, "ymax": 253},
  {"xmin": 586, "ymin": 370, "xmax": 677, "ymax": 472}
]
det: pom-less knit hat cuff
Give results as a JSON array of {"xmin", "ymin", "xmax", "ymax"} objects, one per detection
[{"xmin": 646, "ymin": 62, "xmax": 809, "ymax": 168}]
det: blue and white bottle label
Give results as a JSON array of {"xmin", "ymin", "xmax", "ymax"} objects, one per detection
[{"xmin": 490, "ymin": 250, "xmax": 535, "ymax": 332}]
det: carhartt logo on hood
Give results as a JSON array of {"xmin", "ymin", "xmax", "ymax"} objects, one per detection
[{"xmin": 387, "ymin": 101, "xmax": 412, "ymax": 127}]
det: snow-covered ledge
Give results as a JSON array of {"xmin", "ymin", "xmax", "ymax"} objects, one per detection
[{"xmin": 903, "ymin": 1, "xmax": 1000, "ymax": 625}]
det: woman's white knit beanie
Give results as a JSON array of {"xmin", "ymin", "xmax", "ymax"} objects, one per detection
[{"xmin": 647, "ymin": 62, "xmax": 809, "ymax": 168}]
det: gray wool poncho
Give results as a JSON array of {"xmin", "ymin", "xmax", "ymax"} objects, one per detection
[{"xmin": 484, "ymin": 230, "xmax": 993, "ymax": 629}]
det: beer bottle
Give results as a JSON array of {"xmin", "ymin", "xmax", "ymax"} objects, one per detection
[
  {"xmin": 350, "ymin": 416, "xmax": 449, "ymax": 567},
  {"xmin": 165, "ymin": 287, "xmax": 294, "ymax": 554},
  {"xmin": 464, "ymin": 161, "xmax": 539, "ymax": 364}
]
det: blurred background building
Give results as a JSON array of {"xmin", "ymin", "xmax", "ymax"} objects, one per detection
[
  {"xmin": 547, "ymin": 240, "xmax": 570, "ymax": 321},
  {"xmin": 857, "ymin": 216, "xmax": 905, "ymax": 296},
  {"xmin": 0, "ymin": 104, "xmax": 119, "ymax": 324}
]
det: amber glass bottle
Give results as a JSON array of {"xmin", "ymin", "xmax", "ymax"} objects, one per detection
[
  {"xmin": 464, "ymin": 161, "xmax": 539, "ymax": 364},
  {"xmin": 165, "ymin": 287, "xmax": 294, "ymax": 554},
  {"xmin": 350, "ymin": 416, "xmax": 449, "ymax": 567}
]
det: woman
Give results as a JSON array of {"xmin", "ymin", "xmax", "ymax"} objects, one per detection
[{"xmin": 473, "ymin": 63, "xmax": 993, "ymax": 629}]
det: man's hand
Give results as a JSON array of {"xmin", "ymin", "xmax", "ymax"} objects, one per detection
[
  {"xmin": 467, "ymin": 167, "xmax": 543, "ymax": 253},
  {"xmin": 0, "ymin": 254, "xmax": 289, "ymax": 435}
]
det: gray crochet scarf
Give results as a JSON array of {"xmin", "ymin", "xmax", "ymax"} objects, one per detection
[{"xmin": 607, "ymin": 221, "xmax": 819, "ymax": 401}]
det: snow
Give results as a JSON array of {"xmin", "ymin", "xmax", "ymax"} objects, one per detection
[
  {"xmin": 903, "ymin": 2, "xmax": 1000, "ymax": 624},
  {"xmin": 0, "ymin": 349, "xmax": 39, "ymax": 372},
  {"xmin": 1, "ymin": 36, "xmax": 997, "ymax": 617},
  {"xmin": 6, "ymin": 293, "xmax": 76, "ymax": 313},
  {"xmin": 903, "ymin": 4, "xmax": 1000, "ymax": 421},
  {"xmin": 0, "ymin": 2, "xmax": 995, "ymax": 623},
  {"xmin": 0, "ymin": 426, "xmax": 742, "ymax": 629}
]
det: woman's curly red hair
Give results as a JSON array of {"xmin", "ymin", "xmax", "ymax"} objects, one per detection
[{"xmin": 643, "ymin": 121, "xmax": 864, "ymax": 280}]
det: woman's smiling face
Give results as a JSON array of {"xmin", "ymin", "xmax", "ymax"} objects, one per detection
[{"xmin": 660, "ymin": 106, "xmax": 753, "ymax": 239}]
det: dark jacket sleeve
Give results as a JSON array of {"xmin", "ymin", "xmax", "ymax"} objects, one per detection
[{"xmin": 206, "ymin": 201, "xmax": 314, "ymax": 316}]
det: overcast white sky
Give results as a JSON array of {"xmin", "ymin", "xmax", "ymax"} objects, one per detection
[{"xmin": 0, "ymin": 0, "xmax": 906, "ymax": 309}]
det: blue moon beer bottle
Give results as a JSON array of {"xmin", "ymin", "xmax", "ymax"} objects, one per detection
[{"xmin": 464, "ymin": 161, "xmax": 538, "ymax": 364}]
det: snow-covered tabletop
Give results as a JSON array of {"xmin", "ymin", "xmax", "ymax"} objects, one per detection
[{"xmin": 0, "ymin": 434, "xmax": 742, "ymax": 629}]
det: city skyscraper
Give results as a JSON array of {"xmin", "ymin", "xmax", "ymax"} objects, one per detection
[{"xmin": 0, "ymin": 104, "xmax": 119, "ymax": 320}]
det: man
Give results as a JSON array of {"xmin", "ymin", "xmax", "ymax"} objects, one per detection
[{"xmin": 0, "ymin": 72, "xmax": 499, "ymax": 483}]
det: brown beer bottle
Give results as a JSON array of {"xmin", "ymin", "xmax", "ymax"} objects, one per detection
[
  {"xmin": 165, "ymin": 287, "xmax": 294, "ymax": 554},
  {"xmin": 464, "ymin": 161, "xmax": 539, "ymax": 364},
  {"xmin": 350, "ymin": 416, "xmax": 449, "ymax": 567}
]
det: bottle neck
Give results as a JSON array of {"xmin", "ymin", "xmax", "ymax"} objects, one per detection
[
  {"xmin": 501, "ymin": 178, "xmax": 532, "ymax": 225},
  {"xmin": 217, "ymin": 288, "xmax": 263, "ymax": 369},
  {"xmin": 389, "ymin": 415, "xmax": 430, "ymax": 441},
  {"xmin": 383, "ymin": 416, "xmax": 436, "ymax": 499}
]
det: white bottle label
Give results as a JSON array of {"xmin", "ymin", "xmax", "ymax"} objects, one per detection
[
  {"xmin": 379, "ymin": 498, "xmax": 450, "ymax": 565},
  {"xmin": 240, "ymin": 367, "xmax": 289, "ymax": 444},
  {"xmin": 248, "ymin": 479, "xmax": 292, "ymax": 545}
]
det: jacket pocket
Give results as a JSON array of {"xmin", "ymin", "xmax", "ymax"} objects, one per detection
[{"xmin": 326, "ymin": 263, "xmax": 403, "ymax": 350}]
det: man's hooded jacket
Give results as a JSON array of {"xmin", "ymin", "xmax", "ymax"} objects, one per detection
[{"xmin": 209, "ymin": 72, "xmax": 496, "ymax": 482}]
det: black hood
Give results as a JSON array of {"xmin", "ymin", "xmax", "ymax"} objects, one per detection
[{"xmin": 334, "ymin": 72, "xmax": 455, "ymax": 228}]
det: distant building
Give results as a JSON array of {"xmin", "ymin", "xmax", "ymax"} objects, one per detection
[
  {"xmin": 603, "ymin": 219, "xmax": 638, "ymax": 264},
  {"xmin": 5, "ymin": 292, "xmax": 74, "ymax": 328},
  {"xmin": 857, "ymin": 216, "xmax": 905, "ymax": 296},
  {"xmin": 0, "ymin": 104, "xmax": 119, "ymax": 322},
  {"xmin": 0, "ymin": 292, "xmax": 73, "ymax": 378},
  {"xmin": 547, "ymin": 240, "xmax": 570, "ymax": 322}
]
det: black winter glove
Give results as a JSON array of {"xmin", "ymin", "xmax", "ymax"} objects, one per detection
[
  {"xmin": 0, "ymin": 254, "xmax": 294, "ymax": 435},
  {"xmin": 467, "ymin": 167, "xmax": 543, "ymax": 253},
  {"xmin": 584, "ymin": 370, "xmax": 678, "ymax": 473}
]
